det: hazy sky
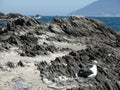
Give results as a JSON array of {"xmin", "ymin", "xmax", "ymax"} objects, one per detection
[{"xmin": 0, "ymin": 0, "xmax": 98, "ymax": 16}]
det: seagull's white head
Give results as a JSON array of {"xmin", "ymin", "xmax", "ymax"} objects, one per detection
[{"xmin": 92, "ymin": 60, "xmax": 98, "ymax": 64}]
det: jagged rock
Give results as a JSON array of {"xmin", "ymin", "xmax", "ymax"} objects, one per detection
[
  {"xmin": 53, "ymin": 16, "xmax": 117, "ymax": 46},
  {"xmin": 34, "ymin": 61, "xmax": 48, "ymax": 70},
  {"xmin": 6, "ymin": 36, "xmax": 18, "ymax": 45},
  {"xmin": 40, "ymin": 45, "xmax": 120, "ymax": 89},
  {"xmin": 116, "ymin": 81, "xmax": 120, "ymax": 89},
  {"xmin": 7, "ymin": 17, "xmax": 40, "ymax": 31},
  {"xmin": 17, "ymin": 60, "xmax": 25, "ymax": 67},
  {"xmin": 6, "ymin": 62, "xmax": 15, "ymax": 68},
  {"xmin": 7, "ymin": 13, "xmax": 23, "ymax": 18},
  {"xmin": 0, "ymin": 15, "xmax": 120, "ymax": 90},
  {"xmin": 12, "ymin": 17, "xmax": 39, "ymax": 26},
  {"xmin": 48, "ymin": 24, "xmax": 64, "ymax": 33},
  {"xmin": 0, "ymin": 24, "xmax": 7, "ymax": 34},
  {"xmin": 0, "ymin": 12, "xmax": 5, "ymax": 17},
  {"xmin": 19, "ymin": 33, "xmax": 38, "ymax": 46},
  {"xmin": 20, "ymin": 45, "xmax": 49, "ymax": 57},
  {"xmin": 45, "ymin": 45, "xmax": 58, "ymax": 53}
]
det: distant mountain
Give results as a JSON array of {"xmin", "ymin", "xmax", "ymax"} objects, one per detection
[{"xmin": 69, "ymin": 0, "xmax": 120, "ymax": 17}]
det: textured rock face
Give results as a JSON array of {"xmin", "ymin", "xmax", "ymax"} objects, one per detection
[
  {"xmin": 54, "ymin": 16, "xmax": 117, "ymax": 39},
  {"xmin": 0, "ymin": 12, "xmax": 5, "ymax": 17},
  {"xmin": 6, "ymin": 13, "xmax": 23, "ymax": 18},
  {"xmin": 7, "ymin": 17, "xmax": 40, "ymax": 31},
  {"xmin": 39, "ymin": 16, "xmax": 120, "ymax": 89},
  {"xmin": 39, "ymin": 45, "xmax": 120, "ymax": 90},
  {"xmin": 0, "ymin": 15, "xmax": 120, "ymax": 90},
  {"xmin": 0, "ymin": 12, "xmax": 23, "ymax": 19}
]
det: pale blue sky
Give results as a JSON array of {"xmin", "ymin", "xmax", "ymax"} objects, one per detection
[{"xmin": 0, "ymin": 0, "xmax": 97, "ymax": 16}]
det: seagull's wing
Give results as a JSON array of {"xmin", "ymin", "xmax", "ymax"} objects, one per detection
[{"xmin": 78, "ymin": 69, "xmax": 93, "ymax": 78}]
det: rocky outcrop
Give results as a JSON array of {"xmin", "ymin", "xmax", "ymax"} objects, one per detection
[
  {"xmin": 39, "ymin": 44, "xmax": 120, "ymax": 89},
  {"xmin": 0, "ymin": 15, "xmax": 120, "ymax": 90},
  {"xmin": 54, "ymin": 16, "xmax": 117, "ymax": 39},
  {"xmin": 39, "ymin": 16, "xmax": 120, "ymax": 89},
  {"xmin": 0, "ymin": 12, "xmax": 5, "ymax": 17},
  {"xmin": 6, "ymin": 13, "xmax": 23, "ymax": 18},
  {"xmin": 7, "ymin": 17, "xmax": 40, "ymax": 31},
  {"xmin": 0, "ymin": 12, "xmax": 23, "ymax": 19}
]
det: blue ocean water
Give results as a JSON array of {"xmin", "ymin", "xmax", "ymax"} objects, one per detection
[
  {"xmin": 0, "ymin": 20, "xmax": 8, "ymax": 25},
  {"xmin": 91, "ymin": 17, "xmax": 120, "ymax": 32},
  {"xmin": 0, "ymin": 16, "xmax": 120, "ymax": 32},
  {"xmin": 38, "ymin": 16, "xmax": 120, "ymax": 32},
  {"xmin": 38, "ymin": 16, "xmax": 69, "ymax": 23}
]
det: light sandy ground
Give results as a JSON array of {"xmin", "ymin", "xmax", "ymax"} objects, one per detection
[
  {"xmin": 0, "ymin": 48, "xmax": 70, "ymax": 90},
  {"xmin": 0, "ymin": 47, "xmax": 69, "ymax": 64},
  {"xmin": 0, "ymin": 64, "xmax": 51, "ymax": 90},
  {"xmin": 0, "ymin": 48, "xmax": 68, "ymax": 90},
  {"xmin": 37, "ymin": 32, "xmax": 86, "ymax": 51},
  {"xmin": 38, "ymin": 39, "xmax": 86, "ymax": 51},
  {"xmin": 0, "ymin": 41, "xmax": 86, "ymax": 90}
]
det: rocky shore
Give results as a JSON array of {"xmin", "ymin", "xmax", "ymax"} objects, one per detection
[{"xmin": 0, "ymin": 13, "xmax": 120, "ymax": 90}]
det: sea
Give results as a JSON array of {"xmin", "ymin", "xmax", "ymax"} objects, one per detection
[{"xmin": 0, "ymin": 16, "xmax": 120, "ymax": 32}]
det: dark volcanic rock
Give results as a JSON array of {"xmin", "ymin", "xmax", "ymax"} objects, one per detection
[
  {"xmin": 53, "ymin": 16, "xmax": 120, "ymax": 48},
  {"xmin": 7, "ymin": 17, "xmax": 40, "ymax": 31},
  {"xmin": 0, "ymin": 24, "xmax": 7, "ymax": 34},
  {"xmin": 0, "ymin": 12, "xmax": 5, "ymax": 17},
  {"xmin": 54, "ymin": 16, "xmax": 116, "ymax": 39},
  {"xmin": 7, "ymin": 13, "xmax": 23, "ymax": 18},
  {"xmin": 13, "ymin": 17, "xmax": 39, "ymax": 26},
  {"xmin": 40, "ymin": 45, "xmax": 120, "ymax": 90},
  {"xmin": 20, "ymin": 44, "xmax": 58, "ymax": 57},
  {"xmin": 0, "ymin": 15, "xmax": 120, "ymax": 90},
  {"xmin": 34, "ymin": 61, "xmax": 48, "ymax": 70},
  {"xmin": 45, "ymin": 45, "xmax": 58, "ymax": 53},
  {"xmin": 17, "ymin": 60, "xmax": 25, "ymax": 67},
  {"xmin": 6, "ymin": 36, "xmax": 18, "ymax": 45},
  {"xmin": 6, "ymin": 62, "xmax": 15, "ymax": 68},
  {"xmin": 116, "ymin": 81, "xmax": 120, "ymax": 89},
  {"xmin": 20, "ymin": 45, "xmax": 47, "ymax": 57}
]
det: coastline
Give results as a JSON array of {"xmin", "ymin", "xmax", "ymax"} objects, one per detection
[{"xmin": 0, "ymin": 13, "xmax": 120, "ymax": 90}]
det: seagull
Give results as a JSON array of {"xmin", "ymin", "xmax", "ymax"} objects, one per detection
[{"xmin": 78, "ymin": 60, "xmax": 98, "ymax": 78}]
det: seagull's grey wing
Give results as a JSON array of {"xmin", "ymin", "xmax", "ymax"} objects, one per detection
[{"xmin": 78, "ymin": 69, "xmax": 93, "ymax": 78}]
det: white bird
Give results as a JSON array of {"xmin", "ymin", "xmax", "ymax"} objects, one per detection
[
  {"xmin": 88, "ymin": 60, "xmax": 98, "ymax": 78},
  {"xmin": 78, "ymin": 60, "xmax": 98, "ymax": 78}
]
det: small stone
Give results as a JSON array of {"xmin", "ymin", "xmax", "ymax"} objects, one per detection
[
  {"xmin": 17, "ymin": 60, "xmax": 25, "ymax": 67},
  {"xmin": 6, "ymin": 62, "xmax": 15, "ymax": 68}
]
